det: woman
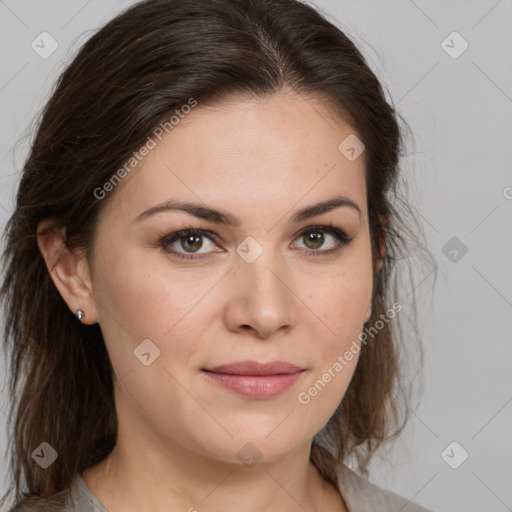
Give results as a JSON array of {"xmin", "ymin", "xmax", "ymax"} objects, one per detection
[{"xmin": 1, "ymin": 0, "xmax": 437, "ymax": 510}]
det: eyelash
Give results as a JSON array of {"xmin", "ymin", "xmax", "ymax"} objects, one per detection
[{"xmin": 159, "ymin": 225, "xmax": 353, "ymax": 261}]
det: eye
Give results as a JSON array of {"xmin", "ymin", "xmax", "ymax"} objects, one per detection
[
  {"xmin": 292, "ymin": 225, "xmax": 352, "ymax": 257},
  {"xmin": 160, "ymin": 229, "xmax": 221, "ymax": 260},
  {"xmin": 160, "ymin": 225, "xmax": 353, "ymax": 261}
]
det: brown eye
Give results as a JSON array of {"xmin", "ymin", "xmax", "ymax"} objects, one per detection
[
  {"xmin": 302, "ymin": 231, "xmax": 324, "ymax": 250},
  {"xmin": 293, "ymin": 226, "xmax": 352, "ymax": 257},
  {"xmin": 179, "ymin": 233, "xmax": 203, "ymax": 252},
  {"xmin": 160, "ymin": 229, "xmax": 220, "ymax": 260}
]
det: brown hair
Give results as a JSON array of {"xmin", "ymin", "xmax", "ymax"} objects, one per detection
[{"xmin": 1, "ymin": 0, "xmax": 436, "ymax": 509}]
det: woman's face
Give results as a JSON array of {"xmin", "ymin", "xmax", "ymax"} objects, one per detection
[{"xmin": 87, "ymin": 91, "xmax": 374, "ymax": 465}]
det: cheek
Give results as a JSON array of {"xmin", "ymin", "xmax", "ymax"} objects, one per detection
[
  {"xmin": 93, "ymin": 248, "xmax": 203, "ymax": 336},
  {"xmin": 308, "ymin": 262, "xmax": 373, "ymax": 345},
  {"xmin": 296, "ymin": 260, "xmax": 372, "ymax": 407},
  {"xmin": 91, "ymin": 248, "xmax": 221, "ymax": 381},
  {"xmin": 91, "ymin": 254, "xmax": 210, "ymax": 429}
]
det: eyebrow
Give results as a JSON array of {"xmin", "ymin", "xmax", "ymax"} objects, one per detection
[{"xmin": 134, "ymin": 195, "xmax": 361, "ymax": 226}]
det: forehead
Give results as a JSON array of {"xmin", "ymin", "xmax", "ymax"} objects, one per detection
[{"xmin": 101, "ymin": 91, "xmax": 367, "ymax": 225}]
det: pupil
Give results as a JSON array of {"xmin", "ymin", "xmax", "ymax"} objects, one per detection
[
  {"xmin": 183, "ymin": 234, "xmax": 202, "ymax": 252},
  {"xmin": 306, "ymin": 232, "xmax": 323, "ymax": 249}
]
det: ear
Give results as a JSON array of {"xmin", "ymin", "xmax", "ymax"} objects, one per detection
[
  {"xmin": 37, "ymin": 218, "xmax": 98, "ymax": 325},
  {"xmin": 364, "ymin": 214, "xmax": 388, "ymax": 324}
]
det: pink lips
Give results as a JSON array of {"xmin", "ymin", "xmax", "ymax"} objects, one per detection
[{"xmin": 202, "ymin": 360, "xmax": 305, "ymax": 399}]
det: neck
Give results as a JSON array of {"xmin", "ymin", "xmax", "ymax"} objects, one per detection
[{"xmin": 82, "ymin": 432, "xmax": 346, "ymax": 512}]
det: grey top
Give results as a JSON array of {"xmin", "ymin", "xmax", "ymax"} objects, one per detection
[{"xmin": 11, "ymin": 462, "xmax": 434, "ymax": 512}]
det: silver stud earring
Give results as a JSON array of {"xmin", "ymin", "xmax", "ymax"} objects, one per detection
[{"xmin": 76, "ymin": 309, "xmax": 85, "ymax": 322}]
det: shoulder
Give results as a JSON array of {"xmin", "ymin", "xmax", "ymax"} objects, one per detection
[
  {"xmin": 335, "ymin": 462, "xmax": 435, "ymax": 512},
  {"xmin": 8, "ymin": 497, "xmax": 72, "ymax": 512},
  {"xmin": 7, "ymin": 474, "xmax": 88, "ymax": 512},
  {"xmin": 8, "ymin": 500, "xmax": 66, "ymax": 512},
  {"xmin": 8, "ymin": 497, "xmax": 69, "ymax": 512}
]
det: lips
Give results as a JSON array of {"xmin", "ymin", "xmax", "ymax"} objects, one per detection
[
  {"xmin": 202, "ymin": 360, "xmax": 305, "ymax": 399},
  {"xmin": 204, "ymin": 360, "xmax": 304, "ymax": 375}
]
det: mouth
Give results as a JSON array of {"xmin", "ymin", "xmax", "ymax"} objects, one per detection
[{"xmin": 201, "ymin": 360, "xmax": 306, "ymax": 399}]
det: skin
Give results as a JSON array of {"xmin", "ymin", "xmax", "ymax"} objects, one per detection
[{"xmin": 37, "ymin": 90, "xmax": 384, "ymax": 512}]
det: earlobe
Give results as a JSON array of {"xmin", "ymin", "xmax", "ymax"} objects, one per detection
[{"xmin": 37, "ymin": 219, "xmax": 98, "ymax": 324}]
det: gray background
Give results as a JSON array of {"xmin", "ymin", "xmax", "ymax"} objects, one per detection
[{"xmin": 1, "ymin": 1, "xmax": 511, "ymax": 511}]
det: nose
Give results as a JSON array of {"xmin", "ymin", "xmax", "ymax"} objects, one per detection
[{"xmin": 222, "ymin": 251, "xmax": 297, "ymax": 339}]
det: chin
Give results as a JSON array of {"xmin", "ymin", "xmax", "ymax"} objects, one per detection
[{"xmin": 195, "ymin": 426, "xmax": 311, "ymax": 467}]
